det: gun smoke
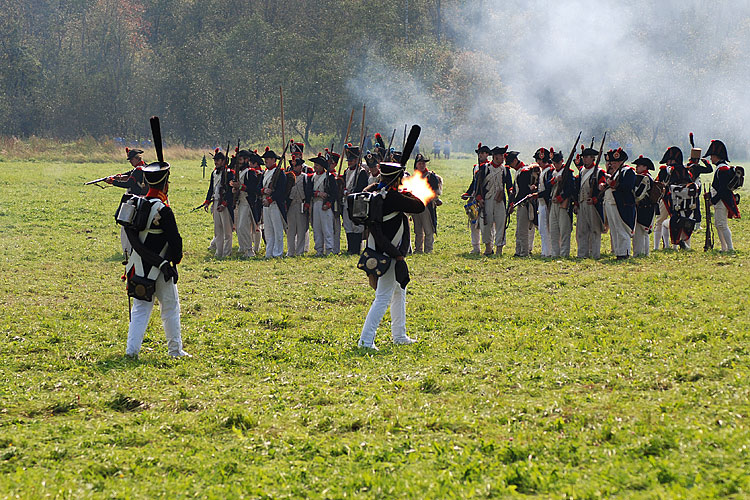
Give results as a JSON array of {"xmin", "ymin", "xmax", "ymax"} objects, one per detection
[{"xmin": 347, "ymin": 0, "xmax": 750, "ymax": 159}]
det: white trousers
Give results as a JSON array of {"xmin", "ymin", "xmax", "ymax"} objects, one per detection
[
  {"xmin": 576, "ymin": 204, "xmax": 602, "ymax": 258},
  {"xmin": 359, "ymin": 261, "xmax": 407, "ymax": 347},
  {"xmin": 212, "ymin": 205, "xmax": 233, "ymax": 258},
  {"xmin": 515, "ymin": 203, "xmax": 532, "ymax": 256},
  {"xmin": 126, "ymin": 275, "xmax": 186, "ymax": 357},
  {"xmin": 413, "ymin": 210, "xmax": 435, "ymax": 253},
  {"xmin": 312, "ymin": 200, "xmax": 334, "ymax": 255},
  {"xmin": 633, "ymin": 224, "xmax": 650, "ymax": 256},
  {"xmin": 236, "ymin": 200, "xmax": 260, "ymax": 257},
  {"xmin": 549, "ymin": 202, "xmax": 572, "ymax": 257},
  {"xmin": 263, "ymin": 203, "xmax": 285, "ymax": 258},
  {"xmin": 481, "ymin": 198, "xmax": 507, "ymax": 248},
  {"xmin": 469, "ymin": 220, "xmax": 481, "ymax": 251},
  {"xmin": 653, "ymin": 199, "xmax": 669, "ymax": 250},
  {"xmin": 714, "ymin": 202, "xmax": 734, "ymax": 251},
  {"xmin": 538, "ymin": 200, "xmax": 551, "ymax": 257},
  {"xmin": 605, "ymin": 203, "xmax": 632, "ymax": 257},
  {"xmin": 286, "ymin": 200, "xmax": 309, "ymax": 256},
  {"xmin": 343, "ymin": 205, "xmax": 364, "ymax": 234}
]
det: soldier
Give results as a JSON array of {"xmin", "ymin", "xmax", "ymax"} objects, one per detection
[
  {"xmin": 309, "ymin": 154, "xmax": 339, "ymax": 255},
  {"xmin": 462, "ymin": 143, "xmax": 492, "ymax": 254},
  {"xmin": 358, "ymin": 162, "xmax": 425, "ymax": 350},
  {"xmin": 533, "ymin": 148, "xmax": 554, "ymax": 257},
  {"xmin": 325, "ymin": 149, "xmax": 344, "ymax": 254},
  {"xmin": 342, "ymin": 144, "xmax": 370, "ymax": 254},
  {"xmin": 549, "ymin": 149, "xmax": 575, "ymax": 257},
  {"xmin": 365, "ymin": 151, "xmax": 381, "ymax": 184},
  {"xmin": 443, "ymin": 139, "xmax": 451, "ymax": 160},
  {"xmin": 659, "ymin": 146, "xmax": 699, "ymax": 249},
  {"xmin": 124, "ymin": 161, "xmax": 189, "ymax": 358},
  {"xmin": 201, "ymin": 149, "xmax": 234, "ymax": 259},
  {"xmin": 432, "ymin": 139, "xmax": 441, "ymax": 159},
  {"xmin": 286, "ymin": 156, "xmax": 312, "ymax": 256},
  {"xmin": 704, "ymin": 140, "xmax": 740, "ymax": 252},
  {"xmin": 411, "ymin": 153, "xmax": 443, "ymax": 253},
  {"xmin": 602, "ymin": 148, "xmax": 636, "ymax": 259},
  {"xmin": 106, "ymin": 148, "xmax": 149, "ymax": 256},
  {"xmin": 508, "ymin": 151, "xmax": 537, "ymax": 257},
  {"xmin": 230, "ymin": 150, "xmax": 263, "ymax": 258},
  {"xmin": 632, "ymin": 156, "xmax": 656, "ymax": 256},
  {"xmin": 477, "ymin": 145, "xmax": 512, "ymax": 255},
  {"xmin": 259, "ymin": 147, "xmax": 287, "ymax": 258},
  {"xmin": 575, "ymin": 148, "xmax": 606, "ymax": 258}
]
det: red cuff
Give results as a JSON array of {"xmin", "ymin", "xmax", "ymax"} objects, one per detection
[
  {"xmin": 221, "ymin": 201, "xmax": 227, "ymax": 206},
  {"xmin": 476, "ymin": 195, "xmax": 483, "ymax": 201},
  {"xmin": 555, "ymin": 195, "xmax": 563, "ymax": 203}
]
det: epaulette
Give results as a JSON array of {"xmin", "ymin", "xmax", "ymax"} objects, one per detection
[{"xmin": 718, "ymin": 165, "xmax": 731, "ymax": 171}]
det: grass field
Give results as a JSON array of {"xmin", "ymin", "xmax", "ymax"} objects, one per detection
[{"xmin": 0, "ymin": 157, "xmax": 748, "ymax": 499}]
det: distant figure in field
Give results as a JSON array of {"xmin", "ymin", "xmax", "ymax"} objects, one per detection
[
  {"xmin": 107, "ymin": 148, "xmax": 148, "ymax": 257},
  {"xmin": 432, "ymin": 139, "xmax": 441, "ymax": 159},
  {"xmin": 704, "ymin": 139, "xmax": 741, "ymax": 252},
  {"xmin": 443, "ymin": 139, "xmax": 451, "ymax": 160}
]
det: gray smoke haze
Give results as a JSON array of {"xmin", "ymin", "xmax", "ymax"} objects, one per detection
[{"xmin": 348, "ymin": 0, "xmax": 750, "ymax": 158}]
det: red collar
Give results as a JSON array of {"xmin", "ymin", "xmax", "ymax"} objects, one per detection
[
  {"xmin": 146, "ymin": 188, "xmax": 168, "ymax": 204},
  {"xmin": 491, "ymin": 161, "xmax": 504, "ymax": 168}
]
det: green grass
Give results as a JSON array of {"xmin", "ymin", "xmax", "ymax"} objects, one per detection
[{"xmin": 0, "ymin": 159, "xmax": 748, "ymax": 499}]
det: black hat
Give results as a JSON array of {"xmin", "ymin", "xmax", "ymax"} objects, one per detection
[
  {"xmin": 126, "ymin": 148, "xmax": 144, "ymax": 160},
  {"xmin": 374, "ymin": 133, "xmax": 386, "ymax": 150},
  {"xmin": 143, "ymin": 161, "xmax": 170, "ymax": 185},
  {"xmin": 391, "ymin": 151, "xmax": 403, "ymax": 163},
  {"xmin": 581, "ymin": 148, "xmax": 598, "ymax": 157},
  {"xmin": 505, "ymin": 151, "xmax": 520, "ymax": 162},
  {"xmin": 261, "ymin": 147, "xmax": 281, "ymax": 160},
  {"xmin": 632, "ymin": 155, "xmax": 655, "ymax": 170},
  {"xmin": 604, "ymin": 148, "xmax": 628, "ymax": 162},
  {"xmin": 533, "ymin": 147, "xmax": 551, "ymax": 163},
  {"xmin": 344, "ymin": 144, "xmax": 360, "ymax": 161},
  {"xmin": 365, "ymin": 151, "xmax": 379, "ymax": 168},
  {"xmin": 551, "ymin": 150, "xmax": 564, "ymax": 163},
  {"xmin": 291, "ymin": 157, "xmax": 305, "ymax": 167},
  {"xmin": 660, "ymin": 146, "xmax": 683, "ymax": 165},
  {"xmin": 491, "ymin": 145, "xmax": 509, "ymax": 156},
  {"xmin": 703, "ymin": 139, "xmax": 729, "ymax": 161},
  {"xmin": 309, "ymin": 154, "xmax": 328, "ymax": 169},
  {"xmin": 380, "ymin": 162, "xmax": 406, "ymax": 181},
  {"xmin": 237, "ymin": 149, "xmax": 252, "ymax": 158},
  {"xmin": 413, "ymin": 153, "xmax": 430, "ymax": 167},
  {"xmin": 475, "ymin": 142, "xmax": 492, "ymax": 154},
  {"xmin": 211, "ymin": 148, "xmax": 227, "ymax": 162},
  {"xmin": 289, "ymin": 140, "xmax": 304, "ymax": 155}
]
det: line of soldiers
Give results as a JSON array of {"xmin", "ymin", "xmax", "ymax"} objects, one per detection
[
  {"xmin": 463, "ymin": 139, "xmax": 742, "ymax": 258},
  {"xmin": 196, "ymin": 135, "xmax": 443, "ymax": 259}
]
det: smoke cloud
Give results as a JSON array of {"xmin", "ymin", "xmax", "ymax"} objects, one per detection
[{"xmin": 348, "ymin": 0, "xmax": 750, "ymax": 159}]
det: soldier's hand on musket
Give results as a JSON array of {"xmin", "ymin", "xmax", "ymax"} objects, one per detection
[
  {"xmin": 303, "ymin": 202, "xmax": 310, "ymax": 213},
  {"xmin": 202, "ymin": 200, "xmax": 210, "ymax": 212},
  {"xmin": 461, "ymin": 193, "xmax": 470, "ymax": 200},
  {"xmin": 530, "ymin": 184, "xmax": 538, "ymax": 192},
  {"xmin": 217, "ymin": 204, "xmax": 224, "ymax": 212},
  {"xmin": 104, "ymin": 177, "xmax": 115, "ymax": 184},
  {"xmin": 230, "ymin": 179, "xmax": 240, "ymax": 189},
  {"xmin": 703, "ymin": 191, "xmax": 711, "ymax": 200}
]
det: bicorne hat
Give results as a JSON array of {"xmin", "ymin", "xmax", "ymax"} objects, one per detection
[
  {"xmin": 703, "ymin": 140, "xmax": 729, "ymax": 162},
  {"xmin": 632, "ymin": 155, "xmax": 655, "ymax": 170},
  {"xmin": 660, "ymin": 146, "xmax": 683, "ymax": 165}
]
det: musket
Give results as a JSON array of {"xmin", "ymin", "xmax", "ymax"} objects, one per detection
[
  {"xmin": 84, "ymin": 176, "xmax": 113, "ymax": 189},
  {"xmin": 191, "ymin": 203, "xmax": 208, "ymax": 213},
  {"xmin": 280, "ymin": 86, "xmax": 287, "ymax": 170},
  {"xmin": 386, "ymin": 128, "xmax": 396, "ymax": 159},
  {"xmin": 402, "ymin": 123, "xmax": 407, "ymax": 151},
  {"xmin": 703, "ymin": 186, "xmax": 714, "ymax": 251},
  {"xmin": 594, "ymin": 131, "xmax": 607, "ymax": 168},
  {"xmin": 337, "ymin": 109, "xmax": 355, "ymax": 175},
  {"xmin": 555, "ymin": 131, "xmax": 582, "ymax": 207}
]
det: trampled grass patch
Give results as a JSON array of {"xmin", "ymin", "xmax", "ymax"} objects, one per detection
[{"xmin": 0, "ymin": 159, "xmax": 748, "ymax": 498}]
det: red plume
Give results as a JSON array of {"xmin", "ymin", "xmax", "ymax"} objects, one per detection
[
  {"xmin": 477, "ymin": 142, "xmax": 482, "ymax": 148},
  {"xmin": 214, "ymin": 148, "xmax": 220, "ymax": 154},
  {"xmin": 375, "ymin": 133, "xmax": 382, "ymax": 139},
  {"xmin": 125, "ymin": 147, "xmax": 129, "ymax": 153},
  {"xmin": 265, "ymin": 146, "xmax": 270, "ymax": 152},
  {"xmin": 317, "ymin": 152, "xmax": 322, "ymax": 157}
]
